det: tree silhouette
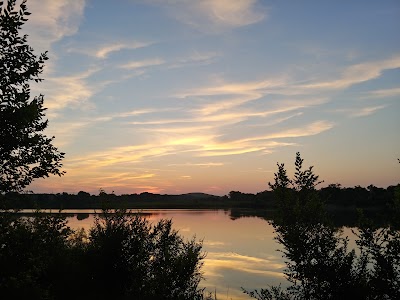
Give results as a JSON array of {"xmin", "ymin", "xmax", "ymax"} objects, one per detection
[
  {"xmin": 243, "ymin": 153, "xmax": 400, "ymax": 300},
  {"xmin": 0, "ymin": 0, "xmax": 64, "ymax": 193},
  {"xmin": 0, "ymin": 209, "xmax": 207, "ymax": 300},
  {"xmin": 87, "ymin": 210, "xmax": 206, "ymax": 300}
]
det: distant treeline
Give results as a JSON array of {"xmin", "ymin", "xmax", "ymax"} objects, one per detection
[{"xmin": 1, "ymin": 184, "xmax": 399, "ymax": 212}]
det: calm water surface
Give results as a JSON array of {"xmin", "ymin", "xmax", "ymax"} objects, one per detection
[
  {"xmin": 59, "ymin": 209, "xmax": 356, "ymax": 300},
  {"xmin": 63, "ymin": 209, "xmax": 284, "ymax": 300}
]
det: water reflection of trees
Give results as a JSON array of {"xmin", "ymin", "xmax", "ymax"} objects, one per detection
[
  {"xmin": 244, "ymin": 153, "xmax": 400, "ymax": 300},
  {"xmin": 76, "ymin": 213, "xmax": 90, "ymax": 220},
  {"xmin": 0, "ymin": 209, "xmax": 206, "ymax": 300}
]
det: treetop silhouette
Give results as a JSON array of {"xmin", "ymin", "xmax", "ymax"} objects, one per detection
[{"xmin": 0, "ymin": 0, "xmax": 64, "ymax": 193}]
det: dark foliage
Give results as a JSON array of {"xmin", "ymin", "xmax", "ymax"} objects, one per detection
[
  {"xmin": 0, "ymin": 0, "xmax": 64, "ymax": 193},
  {"xmin": 243, "ymin": 153, "xmax": 400, "ymax": 300},
  {"xmin": 86, "ymin": 210, "xmax": 205, "ymax": 300},
  {"xmin": 0, "ymin": 210, "xmax": 73, "ymax": 299},
  {"xmin": 0, "ymin": 209, "xmax": 206, "ymax": 300},
  {"xmin": 1, "ymin": 183, "xmax": 398, "ymax": 221}
]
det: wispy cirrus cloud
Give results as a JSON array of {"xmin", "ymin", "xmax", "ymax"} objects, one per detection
[
  {"xmin": 45, "ymin": 120, "xmax": 91, "ymax": 147},
  {"xmin": 177, "ymin": 77, "xmax": 287, "ymax": 98},
  {"xmin": 334, "ymin": 105, "xmax": 387, "ymax": 118},
  {"xmin": 61, "ymin": 55, "xmax": 397, "ymax": 173},
  {"xmin": 119, "ymin": 52, "xmax": 219, "ymax": 71},
  {"xmin": 351, "ymin": 105, "xmax": 386, "ymax": 117},
  {"xmin": 45, "ymin": 107, "xmax": 181, "ymax": 147},
  {"xmin": 116, "ymin": 108, "xmax": 178, "ymax": 118},
  {"xmin": 197, "ymin": 146, "xmax": 267, "ymax": 157},
  {"xmin": 194, "ymin": 139, "xmax": 294, "ymax": 157},
  {"xmin": 128, "ymin": 104, "xmax": 317, "ymax": 128},
  {"xmin": 36, "ymin": 68, "xmax": 101, "ymax": 112},
  {"xmin": 90, "ymin": 172, "xmax": 156, "ymax": 183},
  {"xmin": 203, "ymin": 240, "xmax": 228, "ymax": 248},
  {"xmin": 297, "ymin": 55, "xmax": 400, "ymax": 91},
  {"xmin": 168, "ymin": 162, "xmax": 224, "ymax": 167},
  {"xmin": 364, "ymin": 87, "xmax": 400, "ymax": 99},
  {"xmin": 95, "ymin": 41, "xmax": 153, "ymax": 59},
  {"xmin": 22, "ymin": 0, "xmax": 86, "ymax": 53},
  {"xmin": 33, "ymin": 169, "xmax": 159, "ymax": 194},
  {"xmin": 170, "ymin": 55, "xmax": 400, "ymax": 135},
  {"xmin": 246, "ymin": 112, "xmax": 304, "ymax": 127},
  {"xmin": 66, "ymin": 124, "xmax": 301, "ymax": 169},
  {"xmin": 151, "ymin": 0, "xmax": 267, "ymax": 33},
  {"xmin": 49, "ymin": 104, "xmax": 327, "ymax": 194},
  {"xmin": 119, "ymin": 58, "xmax": 165, "ymax": 69},
  {"xmin": 168, "ymin": 51, "xmax": 220, "ymax": 69},
  {"xmin": 235, "ymin": 121, "xmax": 334, "ymax": 143},
  {"xmin": 66, "ymin": 143, "xmax": 177, "ymax": 169},
  {"xmin": 177, "ymin": 55, "xmax": 399, "ymax": 102},
  {"xmin": 176, "ymin": 76, "xmax": 289, "ymax": 115},
  {"xmin": 68, "ymin": 41, "xmax": 154, "ymax": 59}
]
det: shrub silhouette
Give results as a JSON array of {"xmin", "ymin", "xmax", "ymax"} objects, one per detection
[
  {"xmin": 0, "ymin": 209, "xmax": 206, "ymax": 300},
  {"xmin": 243, "ymin": 153, "xmax": 400, "ymax": 300},
  {"xmin": 86, "ymin": 209, "xmax": 205, "ymax": 300}
]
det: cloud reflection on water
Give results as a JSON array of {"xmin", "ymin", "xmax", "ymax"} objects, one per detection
[
  {"xmin": 65, "ymin": 209, "xmax": 285, "ymax": 300},
  {"xmin": 202, "ymin": 251, "xmax": 286, "ymax": 299}
]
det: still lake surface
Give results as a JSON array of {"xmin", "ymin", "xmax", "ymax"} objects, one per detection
[{"xmin": 57, "ymin": 208, "xmax": 353, "ymax": 300}]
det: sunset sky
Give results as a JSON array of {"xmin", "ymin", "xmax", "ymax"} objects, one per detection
[{"xmin": 22, "ymin": 0, "xmax": 400, "ymax": 195}]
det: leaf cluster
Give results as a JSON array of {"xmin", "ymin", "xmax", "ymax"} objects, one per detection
[
  {"xmin": 87, "ymin": 209, "xmax": 206, "ymax": 300},
  {"xmin": 244, "ymin": 153, "xmax": 400, "ymax": 299},
  {"xmin": 268, "ymin": 152, "xmax": 326, "ymax": 226},
  {"xmin": 0, "ymin": 0, "xmax": 64, "ymax": 193},
  {"xmin": 0, "ymin": 209, "xmax": 206, "ymax": 300}
]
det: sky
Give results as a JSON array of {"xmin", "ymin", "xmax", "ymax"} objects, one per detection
[{"xmin": 18, "ymin": 0, "xmax": 400, "ymax": 195}]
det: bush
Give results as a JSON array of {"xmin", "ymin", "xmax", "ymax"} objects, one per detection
[
  {"xmin": 0, "ymin": 210, "xmax": 72, "ymax": 299},
  {"xmin": 86, "ymin": 209, "xmax": 205, "ymax": 300},
  {"xmin": 243, "ymin": 153, "xmax": 400, "ymax": 300},
  {"xmin": 0, "ymin": 209, "xmax": 206, "ymax": 300}
]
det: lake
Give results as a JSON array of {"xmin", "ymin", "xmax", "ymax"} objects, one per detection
[
  {"xmin": 43, "ymin": 208, "xmax": 357, "ymax": 300},
  {"xmin": 58, "ymin": 209, "xmax": 283, "ymax": 299}
]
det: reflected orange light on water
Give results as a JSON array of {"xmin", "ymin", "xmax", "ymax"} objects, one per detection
[{"xmin": 65, "ymin": 209, "xmax": 285, "ymax": 300}]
